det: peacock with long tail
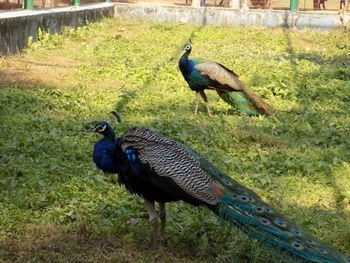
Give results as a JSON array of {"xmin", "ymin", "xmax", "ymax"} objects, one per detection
[
  {"xmin": 179, "ymin": 41, "xmax": 276, "ymax": 116},
  {"xmin": 88, "ymin": 121, "xmax": 349, "ymax": 263}
]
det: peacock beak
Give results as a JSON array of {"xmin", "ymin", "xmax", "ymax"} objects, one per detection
[{"xmin": 87, "ymin": 126, "xmax": 97, "ymax": 132}]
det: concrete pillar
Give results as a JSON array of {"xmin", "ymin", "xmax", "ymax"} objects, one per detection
[
  {"xmin": 24, "ymin": 0, "xmax": 33, "ymax": 9},
  {"xmin": 72, "ymin": 0, "xmax": 80, "ymax": 6},
  {"xmin": 192, "ymin": 0, "xmax": 200, "ymax": 7},
  {"xmin": 290, "ymin": 0, "xmax": 298, "ymax": 11},
  {"xmin": 241, "ymin": 0, "xmax": 249, "ymax": 9},
  {"xmin": 230, "ymin": 0, "xmax": 240, "ymax": 8}
]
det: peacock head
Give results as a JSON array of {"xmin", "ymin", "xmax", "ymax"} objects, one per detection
[
  {"xmin": 182, "ymin": 42, "xmax": 192, "ymax": 52},
  {"xmin": 88, "ymin": 121, "xmax": 115, "ymax": 137}
]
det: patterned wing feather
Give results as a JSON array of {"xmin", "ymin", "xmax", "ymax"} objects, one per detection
[
  {"xmin": 120, "ymin": 127, "xmax": 220, "ymax": 205},
  {"xmin": 194, "ymin": 60, "xmax": 244, "ymax": 91}
]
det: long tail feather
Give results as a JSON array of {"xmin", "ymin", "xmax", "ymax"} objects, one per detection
[
  {"xmin": 241, "ymin": 84, "xmax": 276, "ymax": 115},
  {"xmin": 217, "ymin": 90, "xmax": 261, "ymax": 116},
  {"xmin": 181, "ymin": 144, "xmax": 349, "ymax": 263},
  {"xmin": 214, "ymin": 196, "xmax": 348, "ymax": 263},
  {"xmin": 217, "ymin": 87, "xmax": 276, "ymax": 116}
]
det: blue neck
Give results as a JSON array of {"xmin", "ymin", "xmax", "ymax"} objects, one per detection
[
  {"xmin": 103, "ymin": 131, "xmax": 115, "ymax": 143},
  {"xmin": 179, "ymin": 51, "xmax": 192, "ymax": 77},
  {"xmin": 180, "ymin": 50, "xmax": 190, "ymax": 64}
]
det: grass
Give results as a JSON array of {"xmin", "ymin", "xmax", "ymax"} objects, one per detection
[{"xmin": 0, "ymin": 18, "xmax": 350, "ymax": 263}]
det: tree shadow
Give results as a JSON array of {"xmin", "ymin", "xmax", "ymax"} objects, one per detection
[
  {"xmin": 1, "ymin": 17, "xmax": 349, "ymax": 262},
  {"xmin": 263, "ymin": 26, "xmax": 350, "ymax": 221},
  {"xmin": 1, "ymin": 74, "xmax": 349, "ymax": 263},
  {"xmin": 114, "ymin": 9, "xmax": 208, "ymax": 113}
]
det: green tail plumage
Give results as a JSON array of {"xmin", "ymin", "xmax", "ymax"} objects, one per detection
[
  {"xmin": 217, "ymin": 83, "xmax": 276, "ymax": 116},
  {"xmin": 181, "ymin": 144, "xmax": 349, "ymax": 263},
  {"xmin": 217, "ymin": 90, "xmax": 262, "ymax": 116}
]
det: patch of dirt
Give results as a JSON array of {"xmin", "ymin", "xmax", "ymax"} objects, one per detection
[
  {"xmin": 0, "ymin": 54, "xmax": 123, "ymax": 90},
  {"xmin": 0, "ymin": 55, "xmax": 76, "ymax": 88},
  {"xmin": 0, "ymin": 224, "xmax": 197, "ymax": 263}
]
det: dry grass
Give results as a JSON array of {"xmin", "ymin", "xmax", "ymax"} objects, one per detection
[
  {"xmin": 0, "ymin": 224, "xmax": 201, "ymax": 263},
  {"xmin": 0, "ymin": 55, "xmax": 75, "ymax": 87}
]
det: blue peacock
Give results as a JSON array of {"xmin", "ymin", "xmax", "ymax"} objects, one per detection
[
  {"xmin": 89, "ymin": 120, "xmax": 349, "ymax": 263},
  {"xmin": 179, "ymin": 41, "xmax": 276, "ymax": 116}
]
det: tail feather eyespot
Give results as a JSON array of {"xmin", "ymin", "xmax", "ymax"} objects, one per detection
[
  {"xmin": 224, "ymin": 179, "xmax": 232, "ymax": 185},
  {"xmin": 239, "ymin": 196, "xmax": 250, "ymax": 203},
  {"xmin": 274, "ymin": 219, "xmax": 287, "ymax": 228},
  {"xmin": 265, "ymin": 207, "xmax": 273, "ymax": 214},
  {"xmin": 260, "ymin": 218, "xmax": 271, "ymax": 226},
  {"xmin": 307, "ymin": 239, "xmax": 317, "ymax": 245},
  {"xmin": 291, "ymin": 228, "xmax": 303, "ymax": 236},
  {"xmin": 255, "ymin": 207, "xmax": 265, "ymax": 214},
  {"xmin": 291, "ymin": 241, "xmax": 304, "ymax": 251},
  {"xmin": 316, "ymin": 248, "xmax": 328, "ymax": 254}
]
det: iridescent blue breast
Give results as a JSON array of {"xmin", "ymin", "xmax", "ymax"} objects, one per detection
[{"xmin": 92, "ymin": 139, "xmax": 119, "ymax": 173}]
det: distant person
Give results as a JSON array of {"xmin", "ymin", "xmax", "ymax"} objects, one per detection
[
  {"xmin": 200, "ymin": 0, "xmax": 206, "ymax": 6},
  {"xmin": 319, "ymin": 0, "xmax": 326, "ymax": 9},
  {"xmin": 340, "ymin": 0, "xmax": 345, "ymax": 9}
]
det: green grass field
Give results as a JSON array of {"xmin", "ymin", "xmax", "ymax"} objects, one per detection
[{"xmin": 0, "ymin": 19, "xmax": 349, "ymax": 263}]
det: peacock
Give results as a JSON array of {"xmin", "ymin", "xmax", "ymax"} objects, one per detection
[
  {"xmin": 179, "ymin": 41, "xmax": 276, "ymax": 116},
  {"xmin": 89, "ymin": 121, "xmax": 349, "ymax": 263}
]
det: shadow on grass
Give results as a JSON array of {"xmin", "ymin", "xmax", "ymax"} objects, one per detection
[
  {"xmin": 0, "ymin": 79, "xmax": 348, "ymax": 261},
  {"xmin": 1, "ymin": 20, "xmax": 350, "ymax": 263},
  {"xmin": 0, "ymin": 202, "xmax": 349, "ymax": 263},
  {"xmin": 280, "ymin": 27, "xmax": 350, "ymax": 211},
  {"xmin": 113, "ymin": 8, "xmax": 209, "ymax": 113},
  {"xmin": 0, "ymin": 81, "xmax": 349, "ymax": 262}
]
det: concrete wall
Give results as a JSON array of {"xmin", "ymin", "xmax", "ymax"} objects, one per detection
[
  {"xmin": 0, "ymin": 3, "xmax": 348, "ymax": 55},
  {"xmin": 0, "ymin": 3, "xmax": 114, "ymax": 55},
  {"xmin": 113, "ymin": 3, "xmax": 349, "ymax": 30}
]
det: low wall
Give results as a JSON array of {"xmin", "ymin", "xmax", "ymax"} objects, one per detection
[
  {"xmin": 0, "ymin": 3, "xmax": 114, "ymax": 55},
  {"xmin": 0, "ymin": 3, "xmax": 348, "ymax": 55},
  {"xmin": 113, "ymin": 3, "xmax": 349, "ymax": 30}
]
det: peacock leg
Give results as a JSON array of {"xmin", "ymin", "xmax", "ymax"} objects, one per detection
[
  {"xmin": 144, "ymin": 199, "xmax": 158, "ymax": 249},
  {"xmin": 199, "ymin": 90, "xmax": 212, "ymax": 116},
  {"xmin": 159, "ymin": 202, "xmax": 166, "ymax": 248},
  {"xmin": 194, "ymin": 92, "xmax": 201, "ymax": 115}
]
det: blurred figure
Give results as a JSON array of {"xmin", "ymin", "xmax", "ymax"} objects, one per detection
[
  {"xmin": 340, "ymin": 0, "xmax": 345, "ymax": 9},
  {"xmin": 313, "ymin": 0, "xmax": 320, "ymax": 9}
]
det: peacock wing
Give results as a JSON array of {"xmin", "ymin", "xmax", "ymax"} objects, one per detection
[
  {"xmin": 195, "ymin": 60, "xmax": 276, "ymax": 115},
  {"xmin": 179, "ymin": 143, "xmax": 263, "ymax": 200},
  {"xmin": 120, "ymin": 127, "xmax": 221, "ymax": 206},
  {"xmin": 194, "ymin": 60, "xmax": 244, "ymax": 92}
]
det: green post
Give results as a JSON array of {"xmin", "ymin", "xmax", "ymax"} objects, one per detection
[
  {"xmin": 72, "ymin": 0, "xmax": 80, "ymax": 6},
  {"xmin": 24, "ymin": 0, "xmax": 33, "ymax": 9},
  {"xmin": 290, "ymin": 0, "xmax": 298, "ymax": 11}
]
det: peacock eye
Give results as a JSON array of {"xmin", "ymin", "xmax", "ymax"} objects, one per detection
[{"xmin": 97, "ymin": 125, "xmax": 107, "ymax": 132}]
